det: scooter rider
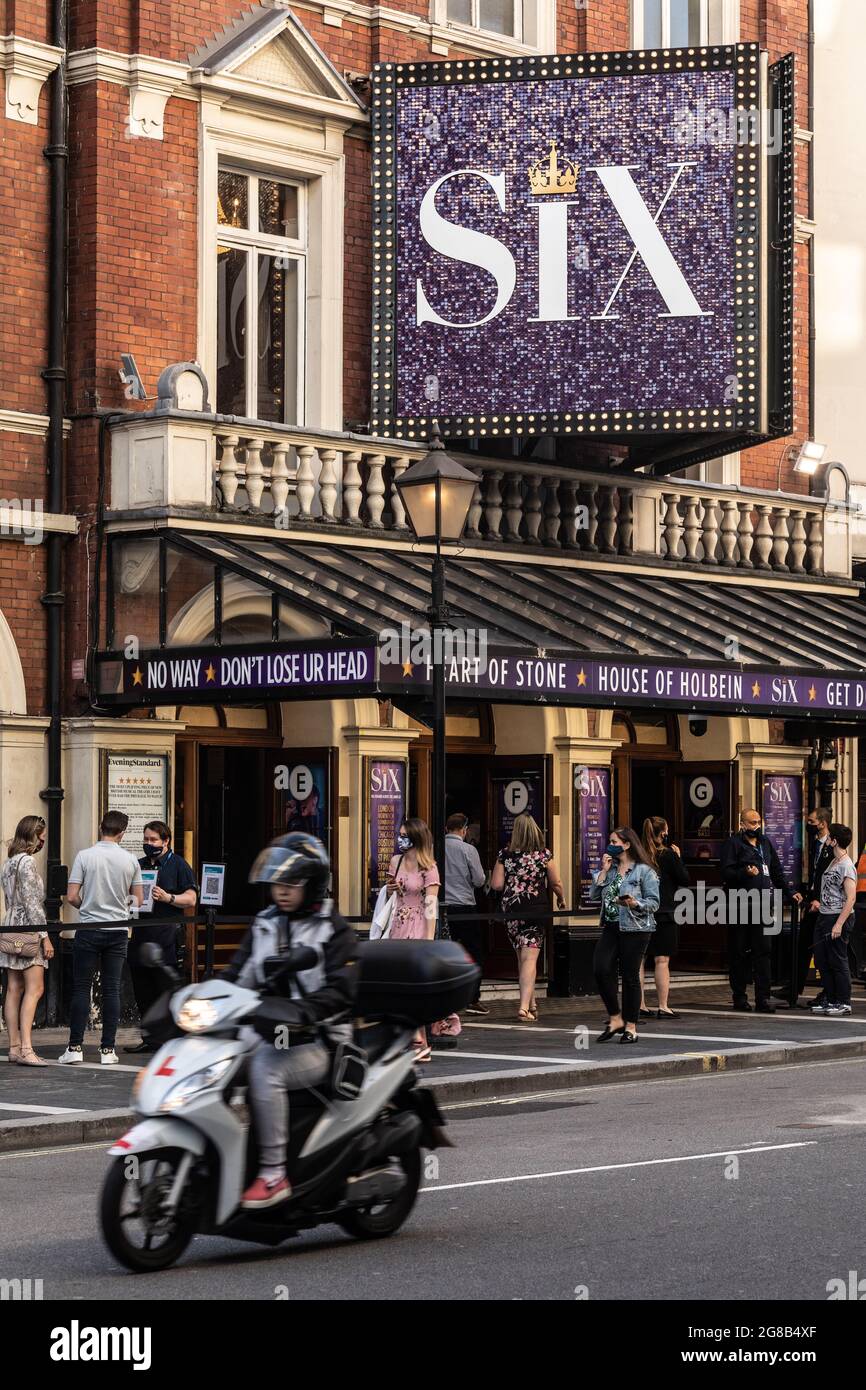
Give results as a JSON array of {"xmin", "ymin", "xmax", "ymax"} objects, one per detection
[{"xmin": 221, "ymin": 833, "xmax": 359, "ymax": 1210}]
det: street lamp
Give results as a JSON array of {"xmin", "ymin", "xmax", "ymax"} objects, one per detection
[{"xmin": 395, "ymin": 425, "xmax": 477, "ymax": 887}]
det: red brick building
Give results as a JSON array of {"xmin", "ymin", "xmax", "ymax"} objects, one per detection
[{"xmin": 2, "ymin": 1, "xmax": 861, "ymax": 976}]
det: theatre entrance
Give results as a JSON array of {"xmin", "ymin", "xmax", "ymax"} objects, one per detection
[
  {"xmin": 174, "ymin": 706, "xmax": 285, "ymax": 920},
  {"xmin": 408, "ymin": 706, "xmax": 552, "ymax": 979}
]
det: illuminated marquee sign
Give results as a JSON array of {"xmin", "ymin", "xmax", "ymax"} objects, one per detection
[{"xmin": 370, "ymin": 44, "xmax": 793, "ymax": 455}]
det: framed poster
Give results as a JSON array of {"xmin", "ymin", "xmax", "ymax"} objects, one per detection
[
  {"xmin": 100, "ymin": 751, "xmax": 170, "ymax": 860},
  {"xmin": 679, "ymin": 770, "xmax": 730, "ymax": 864},
  {"xmin": 371, "ymin": 43, "xmax": 794, "ymax": 463},
  {"xmin": 492, "ymin": 770, "xmax": 545, "ymax": 852},
  {"xmin": 364, "ymin": 758, "xmax": 408, "ymax": 903},
  {"xmin": 574, "ymin": 766, "xmax": 611, "ymax": 911},
  {"xmin": 759, "ymin": 772, "xmax": 805, "ymax": 888}
]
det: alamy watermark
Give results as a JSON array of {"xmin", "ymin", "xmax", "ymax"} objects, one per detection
[
  {"xmin": 379, "ymin": 621, "xmax": 489, "ymax": 675},
  {"xmin": 673, "ymin": 103, "xmax": 783, "ymax": 157},
  {"xmin": 675, "ymin": 882, "xmax": 783, "ymax": 934},
  {"xmin": 0, "ymin": 497, "xmax": 44, "ymax": 544}
]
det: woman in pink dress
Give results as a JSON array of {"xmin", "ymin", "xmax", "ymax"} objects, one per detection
[{"xmin": 386, "ymin": 817, "xmax": 459, "ymax": 1061}]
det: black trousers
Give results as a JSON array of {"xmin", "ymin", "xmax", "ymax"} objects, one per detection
[
  {"xmin": 813, "ymin": 914, "xmax": 852, "ymax": 1006},
  {"xmin": 593, "ymin": 923, "xmax": 651, "ymax": 1026},
  {"xmin": 129, "ymin": 923, "xmax": 180, "ymax": 1036},
  {"xmin": 446, "ymin": 906, "xmax": 483, "ymax": 1001},
  {"xmin": 794, "ymin": 910, "xmax": 818, "ymax": 996},
  {"xmin": 727, "ymin": 920, "xmax": 771, "ymax": 1007}
]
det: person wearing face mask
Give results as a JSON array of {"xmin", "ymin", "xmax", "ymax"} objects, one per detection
[
  {"xmin": 810, "ymin": 823, "xmax": 856, "ymax": 1016},
  {"xmin": 640, "ymin": 816, "xmax": 690, "ymax": 1018},
  {"xmin": 720, "ymin": 809, "xmax": 802, "ymax": 1014},
  {"xmin": 124, "ymin": 820, "xmax": 197, "ymax": 1055},
  {"xmin": 778, "ymin": 807, "xmax": 833, "ymax": 1008},
  {"xmin": 0, "ymin": 815, "xmax": 53, "ymax": 1065},
  {"xmin": 589, "ymin": 827, "xmax": 660, "ymax": 1044}
]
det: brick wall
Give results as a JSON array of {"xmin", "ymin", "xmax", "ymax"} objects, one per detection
[{"xmin": 0, "ymin": 0, "xmax": 815, "ymax": 719}]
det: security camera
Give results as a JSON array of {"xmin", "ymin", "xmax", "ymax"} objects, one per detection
[{"xmin": 688, "ymin": 717, "xmax": 708, "ymax": 737}]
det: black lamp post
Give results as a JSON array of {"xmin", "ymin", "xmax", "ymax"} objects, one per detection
[{"xmin": 395, "ymin": 426, "xmax": 477, "ymax": 887}]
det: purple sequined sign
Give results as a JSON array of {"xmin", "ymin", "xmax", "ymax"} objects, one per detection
[{"xmin": 371, "ymin": 49, "xmax": 764, "ymax": 441}]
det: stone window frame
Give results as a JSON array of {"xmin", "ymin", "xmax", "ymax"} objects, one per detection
[{"xmin": 198, "ymin": 102, "xmax": 346, "ymax": 433}]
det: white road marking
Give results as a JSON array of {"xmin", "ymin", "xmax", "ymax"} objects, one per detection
[
  {"xmin": 443, "ymin": 1050, "xmax": 583, "ymax": 1066},
  {"xmin": 45, "ymin": 1061, "xmax": 139, "ymax": 1073},
  {"xmin": 461, "ymin": 1022, "xmax": 796, "ymax": 1047},
  {"xmin": 669, "ymin": 1006, "xmax": 866, "ymax": 1024},
  {"xmin": 0, "ymin": 1101, "xmax": 88, "ymax": 1115},
  {"xmin": 0, "ymin": 1140, "xmax": 110, "ymax": 1160},
  {"xmin": 421, "ymin": 1141, "xmax": 818, "ymax": 1193}
]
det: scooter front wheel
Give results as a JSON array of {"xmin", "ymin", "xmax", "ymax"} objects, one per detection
[
  {"xmin": 100, "ymin": 1148, "xmax": 198, "ymax": 1272},
  {"xmin": 336, "ymin": 1144, "xmax": 422, "ymax": 1241}
]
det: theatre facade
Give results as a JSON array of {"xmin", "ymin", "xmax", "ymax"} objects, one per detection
[{"xmin": 2, "ymin": 1, "xmax": 859, "ymax": 981}]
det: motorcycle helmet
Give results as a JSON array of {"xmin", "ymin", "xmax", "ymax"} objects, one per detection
[{"xmin": 249, "ymin": 833, "xmax": 330, "ymax": 910}]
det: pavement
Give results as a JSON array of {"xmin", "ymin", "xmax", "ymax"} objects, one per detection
[
  {"xmin": 3, "ymin": 1056, "xmax": 866, "ymax": 1300},
  {"xmin": 2, "ymin": 979, "xmax": 866, "ymax": 1151}
]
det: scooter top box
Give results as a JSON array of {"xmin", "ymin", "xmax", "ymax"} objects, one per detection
[{"xmin": 356, "ymin": 939, "xmax": 480, "ymax": 1023}]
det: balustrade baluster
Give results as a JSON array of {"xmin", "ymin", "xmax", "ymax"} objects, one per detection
[
  {"xmin": 719, "ymin": 499, "xmax": 739, "ymax": 566},
  {"xmin": 617, "ymin": 488, "xmax": 633, "ymax": 555},
  {"xmin": 365, "ymin": 453, "xmax": 386, "ymax": 529},
  {"xmin": 543, "ymin": 476, "xmax": 561, "ymax": 547},
  {"xmin": 216, "ymin": 433, "xmax": 240, "ymax": 508},
  {"xmin": 737, "ymin": 501, "xmax": 755, "ymax": 568},
  {"xmin": 245, "ymin": 438, "xmax": 265, "ymax": 512},
  {"xmin": 581, "ymin": 484, "xmax": 599, "ymax": 552},
  {"xmin": 771, "ymin": 506, "xmax": 791, "ymax": 572},
  {"xmin": 788, "ymin": 508, "xmax": 807, "ymax": 574},
  {"xmin": 524, "ymin": 475, "xmax": 543, "ymax": 543},
  {"xmin": 560, "ymin": 479, "xmax": 578, "ymax": 549},
  {"xmin": 700, "ymin": 497, "xmax": 720, "ymax": 565},
  {"xmin": 503, "ymin": 472, "xmax": 524, "ymax": 542},
  {"xmin": 390, "ymin": 457, "xmax": 409, "ymax": 530},
  {"xmin": 753, "ymin": 504, "xmax": 773, "ymax": 570},
  {"xmin": 662, "ymin": 493, "xmax": 683, "ymax": 559},
  {"xmin": 682, "ymin": 495, "xmax": 701, "ymax": 562},
  {"xmin": 483, "ymin": 470, "xmax": 504, "ymax": 540},
  {"xmin": 466, "ymin": 472, "xmax": 483, "ymax": 540},
  {"xmin": 343, "ymin": 449, "xmax": 362, "ymax": 525},
  {"xmin": 806, "ymin": 510, "xmax": 824, "ymax": 575}
]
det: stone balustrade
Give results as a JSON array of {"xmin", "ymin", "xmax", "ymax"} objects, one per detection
[{"xmin": 210, "ymin": 426, "xmax": 836, "ymax": 578}]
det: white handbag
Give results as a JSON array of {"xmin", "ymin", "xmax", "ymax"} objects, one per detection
[{"xmin": 370, "ymin": 883, "xmax": 395, "ymax": 940}]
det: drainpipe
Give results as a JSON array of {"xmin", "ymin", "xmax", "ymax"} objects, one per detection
[{"xmin": 40, "ymin": 0, "xmax": 68, "ymax": 925}]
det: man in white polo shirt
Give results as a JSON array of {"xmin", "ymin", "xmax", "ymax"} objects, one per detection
[{"xmin": 59, "ymin": 810, "xmax": 143, "ymax": 1065}]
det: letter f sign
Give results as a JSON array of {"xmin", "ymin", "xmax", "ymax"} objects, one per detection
[{"xmin": 590, "ymin": 163, "xmax": 709, "ymax": 320}]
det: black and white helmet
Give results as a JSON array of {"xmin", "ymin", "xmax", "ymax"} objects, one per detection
[{"xmin": 249, "ymin": 833, "xmax": 330, "ymax": 908}]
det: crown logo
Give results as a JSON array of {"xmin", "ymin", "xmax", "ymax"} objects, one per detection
[{"xmin": 528, "ymin": 140, "xmax": 578, "ymax": 196}]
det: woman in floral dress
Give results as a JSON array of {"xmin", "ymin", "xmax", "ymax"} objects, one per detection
[
  {"xmin": 490, "ymin": 813, "xmax": 565, "ymax": 1022},
  {"xmin": 0, "ymin": 815, "xmax": 54, "ymax": 1065},
  {"xmin": 385, "ymin": 817, "xmax": 459, "ymax": 1060}
]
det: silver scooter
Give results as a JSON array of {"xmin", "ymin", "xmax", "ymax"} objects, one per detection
[{"xmin": 100, "ymin": 940, "xmax": 477, "ymax": 1272}]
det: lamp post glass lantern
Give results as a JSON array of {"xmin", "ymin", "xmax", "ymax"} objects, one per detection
[{"xmin": 394, "ymin": 431, "xmax": 477, "ymax": 897}]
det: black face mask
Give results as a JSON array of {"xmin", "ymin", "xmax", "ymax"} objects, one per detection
[
  {"xmin": 806, "ymin": 824, "xmax": 818, "ymax": 838},
  {"xmin": 743, "ymin": 826, "xmax": 762, "ymax": 839},
  {"xmin": 606, "ymin": 843, "xmax": 625, "ymax": 859},
  {"xmin": 660, "ymin": 833, "xmax": 670, "ymax": 846},
  {"xmin": 143, "ymin": 843, "xmax": 164, "ymax": 859}
]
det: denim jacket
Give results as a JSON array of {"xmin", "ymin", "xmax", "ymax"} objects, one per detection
[{"xmin": 589, "ymin": 862, "xmax": 660, "ymax": 933}]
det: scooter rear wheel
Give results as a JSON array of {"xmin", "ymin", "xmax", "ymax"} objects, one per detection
[
  {"xmin": 336, "ymin": 1144, "xmax": 422, "ymax": 1240},
  {"xmin": 100, "ymin": 1148, "xmax": 198, "ymax": 1272}
]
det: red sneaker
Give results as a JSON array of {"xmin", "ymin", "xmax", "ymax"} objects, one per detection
[{"xmin": 241, "ymin": 1175, "xmax": 292, "ymax": 1209}]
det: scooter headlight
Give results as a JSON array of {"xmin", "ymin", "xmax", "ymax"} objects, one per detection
[
  {"xmin": 159, "ymin": 1058, "xmax": 235, "ymax": 1112},
  {"xmin": 176, "ymin": 997, "xmax": 220, "ymax": 1033}
]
